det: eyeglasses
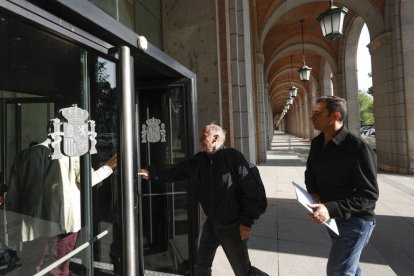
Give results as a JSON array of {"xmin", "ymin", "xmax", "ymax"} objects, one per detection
[{"xmin": 311, "ymin": 111, "xmax": 323, "ymax": 116}]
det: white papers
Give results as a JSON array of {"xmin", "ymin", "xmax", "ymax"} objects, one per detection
[{"xmin": 292, "ymin": 181, "xmax": 339, "ymax": 236}]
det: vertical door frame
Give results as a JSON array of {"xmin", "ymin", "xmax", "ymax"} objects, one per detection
[
  {"xmin": 118, "ymin": 46, "xmax": 140, "ymax": 276},
  {"xmin": 135, "ymin": 78, "xmax": 198, "ymax": 275}
]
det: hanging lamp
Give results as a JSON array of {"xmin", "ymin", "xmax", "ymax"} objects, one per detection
[
  {"xmin": 289, "ymin": 56, "xmax": 298, "ymax": 97},
  {"xmin": 297, "ymin": 19, "xmax": 312, "ymax": 82},
  {"xmin": 317, "ymin": 0, "xmax": 348, "ymax": 40}
]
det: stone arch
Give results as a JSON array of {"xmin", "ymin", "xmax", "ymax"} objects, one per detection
[
  {"xmin": 342, "ymin": 16, "xmax": 366, "ymax": 135},
  {"xmin": 259, "ymin": 0, "xmax": 384, "ymax": 51},
  {"xmin": 268, "ymin": 81, "xmax": 308, "ymax": 106},
  {"xmin": 268, "ymin": 67, "xmax": 298, "ymax": 88},
  {"xmin": 265, "ymin": 43, "xmax": 337, "ymax": 78}
]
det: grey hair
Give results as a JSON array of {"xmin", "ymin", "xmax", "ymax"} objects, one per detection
[{"xmin": 205, "ymin": 123, "xmax": 226, "ymax": 143}]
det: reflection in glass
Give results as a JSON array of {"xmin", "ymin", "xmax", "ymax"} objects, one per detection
[
  {"xmin": 139, "ymin": 87, "xmax": 190, "ymax": 274},
  {"xmin": 89, "ymin": 57, "xmax": 120, "ymax": 274},
  {"xmin": 0, "ymin": 10, "xmax": 81, "ymax": 274},
  {"xmin": 0, "ymin": 11, "xmax": 118, "ymax": 275}
]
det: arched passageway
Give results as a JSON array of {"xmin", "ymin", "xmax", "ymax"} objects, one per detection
[{"xmin": 254, "ymin": 0, "xmax": 413, "ymax": 174}]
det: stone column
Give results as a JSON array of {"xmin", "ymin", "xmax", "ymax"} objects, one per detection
[
  {"xmin": 256, "ymin": 53, "xmax": 267, "ymax": 162},
  {"xmin": 309, "ymin": 82, "xmax": 317, "ymax": 140},
  {"xmin": 333, "ymin": 72, "xmax": 344, "ymax": 99},
  {"xmin": 218, "ymin": 0, "xmax": 235, "ymax": 147},
  {"xmin": 401, "ymin": 0, "xmax": 414, "ymax": 174},
  {"xmin": 344, "ymin": 60, "xmax": 361, "ymax": 136},
  {"xmin": 369, "ymin": 30, "xmax": 411, "ymax": 173},
  {"xmin": 299, "ymin": 97, "xmax": 305, "ymax": 138},
  {"xmin": 229, "ymin": 0, "xmax": 256, "ymax": 163},
  {"xmin": 267, "ymin": 101, "xmax": 273, "ymax": 149}
]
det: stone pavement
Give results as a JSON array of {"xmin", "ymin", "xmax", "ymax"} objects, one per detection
[{"xmin": 212, "ymin": 132, "xmax": 414, "ymax": 276}]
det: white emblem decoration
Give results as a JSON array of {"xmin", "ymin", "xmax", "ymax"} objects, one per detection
[
  {"xmin": 48, "ymin": 105, "xmax": 97, "ymax": 159},
  {"xmin": 141, "ymin": 117, "xmax": 166, "ymax": 143}
]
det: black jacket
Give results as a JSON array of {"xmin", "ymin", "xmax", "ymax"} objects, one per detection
[
  {"xmin": 149, "ymin": 146, "xmax": 263, "ymax": 227},
  {"xmin": 6, "ymin": 145, "xmax": 64, "ymax": 238}
]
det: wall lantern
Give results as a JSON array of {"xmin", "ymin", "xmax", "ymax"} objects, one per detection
[
  {"xmin": 317, "ymin": 0, "xmax": 348, "ymax": 40},
  {"xmin": 297, "ymin": 20, "xmax": 312, "ymax": 81}
]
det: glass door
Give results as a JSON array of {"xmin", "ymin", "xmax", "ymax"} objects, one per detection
[
  {"xmin": 1, "ymin": 99, "xmax": 54, "ymax": 262},
  {"xmin": 1, "ymin": 100, "xmax": 55, "ymax": 183},
  {"xmin": 0, "ymin": 8, "xmax": 119, "ymax": 275},
  {"xmin": 138, "ymin": 85, "xmax": 193, "ymax": 275}
]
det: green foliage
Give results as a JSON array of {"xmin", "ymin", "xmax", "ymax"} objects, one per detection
[
  {"xmin": 95, "ymin": 59, "xmax": 118, "ymax": 132},
  {"xmin": 367, "ymin": 86, "xmax": 373, "ymax": 96},
  {"xmin": 358, "ymin": 91, "xmax": 374, "ymax": 125}
]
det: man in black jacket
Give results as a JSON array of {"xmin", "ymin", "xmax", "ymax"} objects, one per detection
[
  {"xmin": 305, "ymin": 96, "xmax": 379, "ymax": 276},
  {"xmin": 138, "ymin": 123, "xmax": 267, "ymax": 276}
]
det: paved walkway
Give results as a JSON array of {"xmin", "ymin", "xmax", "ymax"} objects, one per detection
[{"xmin": 212, "ymin": 132, "xmax": 414, "ymax": 276}]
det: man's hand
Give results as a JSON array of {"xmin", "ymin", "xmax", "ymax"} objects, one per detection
[
  {"xmin": 240, "ymin": 224, "xmax": 252, "ymax": 240},
  {"xmin": 308, "ymin": 203, "xmax": 330, "ymax": 224},
  {"xmin": 138, "ymin": 169, "xmax": 150, "ymax": 180},
  {"xmin": 105, "ymin": 154, "xmax": 117, "ymax": 170}
]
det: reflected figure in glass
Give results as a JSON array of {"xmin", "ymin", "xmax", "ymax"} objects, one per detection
[{"xmin": 5, "ymin": 122, "xmax": 117, "ymax": 275}]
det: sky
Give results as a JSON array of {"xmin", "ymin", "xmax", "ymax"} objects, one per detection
[{"xmin": 357, "ymin": 24, "xmax": 372, "ymax": 91}]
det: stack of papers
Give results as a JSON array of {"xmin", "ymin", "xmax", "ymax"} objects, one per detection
[{"xmin": 292, "ymin": 181, "xmax": 339, "ymax": 236}]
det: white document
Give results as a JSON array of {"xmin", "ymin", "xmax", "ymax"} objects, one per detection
[{"xmin": 292, "ymin": 181, "xmax": 339, "ymax": 236}]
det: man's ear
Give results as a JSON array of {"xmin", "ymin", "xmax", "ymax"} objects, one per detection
[{"xmin": 333, "ymin": 111, "xmax": 341, "ymax": 121}]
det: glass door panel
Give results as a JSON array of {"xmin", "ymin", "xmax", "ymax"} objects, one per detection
[
  {"xmin": 89, "ymin": 56, "xmax": 120, "ymax": 275},
  {"xmin": 3, "ymin": 101, "xmax": 55, "ymax": 190},
  {"xmin": 0, "ymin": 9, "xmax": 116, "ymax": 275},
  {"xmin": 0, "ymin": 10, "xmax": 83, "ymax": 275},
  {"xmin": 138, "ymin": 86, "xmax": 190, "ymax": 275}
]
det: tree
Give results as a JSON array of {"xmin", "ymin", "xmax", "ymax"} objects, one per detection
[
  {"xmin": 358, "ymin": 91, "xmax": 374, "ymax": 125},
  {"xmin": 367, "ymin": 73, "xmax": 373, "ymax": 96},
  {"xmin": 94, "ymin": 59, "xmax": 118, "ymax": 132}
]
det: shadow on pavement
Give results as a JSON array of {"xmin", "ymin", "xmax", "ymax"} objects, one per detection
[{"xmin": 248, "ymin": 197, "xmax": 414, "ymax": 275}]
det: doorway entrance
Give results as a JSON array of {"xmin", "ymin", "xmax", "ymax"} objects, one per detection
[
  {"xmin": 1, "ymin": 1, "xmax": 198, "ymax": 274},
  {"xmin": 137, "ymin": 83, "xmax": 197, "ymax": 275}
]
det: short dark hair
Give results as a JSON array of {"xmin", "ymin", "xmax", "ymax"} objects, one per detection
[{"xmin": 316, "ymin": 96, "xmax": 347, "ymax": 122}]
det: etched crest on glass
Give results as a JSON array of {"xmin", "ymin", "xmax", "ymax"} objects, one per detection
[
  {"xmin": 141, "ymin": 117, "xmax": 166, "ymax": 143},
  {"xmin": 48, "ymin": 105, "xmax": 97, "ymax": 159}
]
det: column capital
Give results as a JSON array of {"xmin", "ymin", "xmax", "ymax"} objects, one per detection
[
  {"xmin": 368, "ymin": 32, "xmax": 392, "ymax": 54},
  {"xmin": 256, "ymin": 52, "xmax": 265, "ymax": 64}
]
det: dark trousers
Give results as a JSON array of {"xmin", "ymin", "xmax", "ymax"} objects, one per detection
[
  {"xmin": 18, "ymin": 232, "xmax": 78, "ymax": 276},
  {"xmin": 195, "ymin": 219, "xmax": 252, "ymax": 276}
]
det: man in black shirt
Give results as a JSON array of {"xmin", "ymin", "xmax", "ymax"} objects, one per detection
[
  {"xmin": 138, "ymin": 123, "xmax": 268, "ymax": 276},
  {"xmin": 305, "ymin": 96, "xmax": 379, "ymax": 276}
]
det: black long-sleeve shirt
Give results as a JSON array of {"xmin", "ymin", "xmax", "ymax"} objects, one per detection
[
  {"xmin": 148, "ymin": 146, "xmax": 263, "ymax": 227},
  {"xmin": 305, "ymin": 127, "xmax": 379, "ymax": 220}
]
